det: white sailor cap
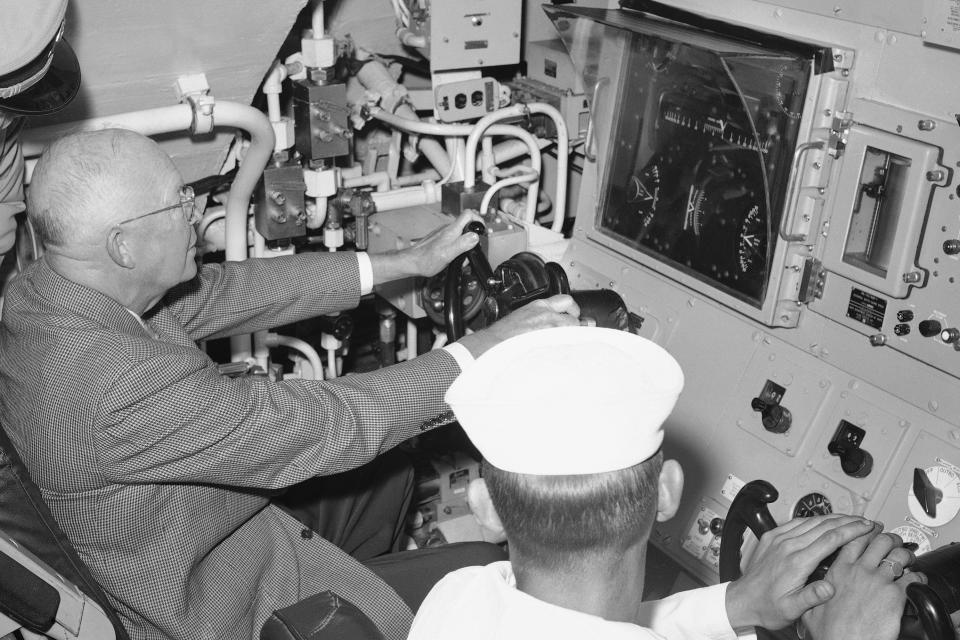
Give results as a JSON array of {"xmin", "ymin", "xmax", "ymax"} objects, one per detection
[
  {"xmin": 445, "ymin": 326, "xmax": 684, "ymax": 476},
  {"xmin": 0, "ymin": 0, "xmax": 80, "ymax": 115}
]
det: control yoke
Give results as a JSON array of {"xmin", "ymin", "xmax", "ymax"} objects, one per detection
[
  {"xmin": 718, "ymin": 480, "xmax": 959, "ymax": 640},
  {"xmin": 441, "ymin": 221, "xmax": 630, "ymax": 341}
]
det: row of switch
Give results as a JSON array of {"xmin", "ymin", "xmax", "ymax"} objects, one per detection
[{"xmin": 894, "ymin": 311, "xmax": 960, "ymax": 344}]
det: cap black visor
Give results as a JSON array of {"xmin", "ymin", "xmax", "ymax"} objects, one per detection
[{"xmin": 0, "ymin": 38, "xmax": 80, "ymax": 116}]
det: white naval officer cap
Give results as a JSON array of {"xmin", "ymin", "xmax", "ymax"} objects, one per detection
[
  {"xmin": 445, "ymin": 326, "xmax": 684, "ymax": 476},
  {"xmin": 0, "ymin": 0, "xmax": 80, "ymax": 115}
]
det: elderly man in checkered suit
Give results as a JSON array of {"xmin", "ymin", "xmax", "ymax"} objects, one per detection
[{"xmin": 0, "ymin": 128, "xmax": 580, "ymax": 640}]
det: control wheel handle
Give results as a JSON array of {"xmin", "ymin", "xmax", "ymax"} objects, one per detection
[{"xmin": 717, "ymin": 480, "xmax": 778, "ymax": 582}]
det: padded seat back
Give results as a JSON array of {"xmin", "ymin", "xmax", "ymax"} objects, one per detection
[{"xmin": 0, "ymin": 424, "xmax": 130, "ymax": 639}]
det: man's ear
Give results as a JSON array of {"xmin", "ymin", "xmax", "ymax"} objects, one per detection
[
  {"xmin": 656, "ymin": 459, "xmax": 684, "ymax": 522},
  {"xmin": 467, "ymin": 478, "xmax": 506, "ymax": 543},
  {"xmin": 106, "ymin": 227, "xmax": 135, "ymax": 269}
]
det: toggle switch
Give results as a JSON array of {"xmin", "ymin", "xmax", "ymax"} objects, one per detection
[
  {"xmin": 828, "ymin": 420, "xmax": 873, "ymax": 478},
  {"xmin": 912, "ymin": 468, "xmax": 942, "ymax": 518},
  {"xmin": 751, "ymin": 380, "xmax": 792, "ymax": 434}
]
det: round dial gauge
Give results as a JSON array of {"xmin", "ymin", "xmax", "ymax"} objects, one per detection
[
  {"xmin": 793, "ymin": 492, "xmax": 833, "ymax": 518},
  {"xmin": 627, "ymin": 163, "xmax": 661, "ymax": 235},
  {"xmin": 737, "ymin": 204, "xmax": 766, "ymax": 274},
  {"xmin": 908, "ymin": 464, "xmax": 960, "ymax": 528},
  {"xmin": 891, "ymin": 525, "xmax": 932, "ymax": 555}
]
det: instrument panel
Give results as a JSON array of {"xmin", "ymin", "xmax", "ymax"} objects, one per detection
[
  {"xmin": 598, "ymin": 46, "xmax": 811, "ymax": 307},
  {"xmin": 551, "ymin": 0, "xmax": 960, "ymax": 593}
]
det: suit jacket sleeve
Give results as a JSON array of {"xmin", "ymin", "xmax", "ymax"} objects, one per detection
[
  {"xmin": 638, "ymin": 583, "xmax": 756, "ymax": 640},
  {"xmin": 93, "ymin": 344, "xmax": 460, "ymax": 488},
  {"xmin": 162, "ymin": 251, "xmax": 363, "ymax": 342}
]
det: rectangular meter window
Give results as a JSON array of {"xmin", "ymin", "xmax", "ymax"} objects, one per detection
[
  {"xmin": 546, "ymin": 5, "xmax": 828, "ymax": 312},
  {"xmin": 842, "ymin": 148, "xmax": 912, "ymax": 279}
]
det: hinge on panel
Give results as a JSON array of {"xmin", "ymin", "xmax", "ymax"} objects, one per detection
[
  {"xmin": 799, "ymin": 258, "xmax": 826, "ymax": 303},
  {"xmin": 828, "ymin": 113, "xmax": 852, "ymax": 159}
]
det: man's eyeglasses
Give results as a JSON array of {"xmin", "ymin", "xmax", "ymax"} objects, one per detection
[{"xmin": 115, "ymin": 186, "xmax": 200, "ymax": 227}]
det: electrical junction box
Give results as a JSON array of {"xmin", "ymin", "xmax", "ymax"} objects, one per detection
[
  {"xmin": 435, "ymin": 77, "xmax": 504, "ymax": 122},
  {"xmin": 525, "ymin": 39, "xmax": 585, "ymax": 94},
  {"xmin": 429, "ymin": 0, "xmax": 521, "ymax": 71}
]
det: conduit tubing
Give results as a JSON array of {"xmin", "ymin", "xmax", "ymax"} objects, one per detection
[
  {"xmin": 266, "ymin": 333, "xmax": 324, "ymax": 381},
  {"xmin": 356, "ymin": 61, "xmax": 451, "ymax": 176},
  {"xmin": 463, "ymin": 103, "xmax": 569, "ymax": 232},
  {"xmin": 22, "ymin": 104, "xmax": 194, "ymax": 157},
  {"xmin": 480, "ymin": 171, "xmax": 538, "ymax": 218}
]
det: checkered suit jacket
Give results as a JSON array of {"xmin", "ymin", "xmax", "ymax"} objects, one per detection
[{"xmin": 0, "ymin": 253, "xmax": 459, "ymax": 640}]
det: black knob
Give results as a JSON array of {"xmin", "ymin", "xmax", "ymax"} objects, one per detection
[
  {"xmin": 828, "ymin": 421, "xmax": 872, "ymax": 478},
  {"xmin": 897, "ymin": 310, "xmax": 914, "ymax": 322},
  {"xmin": 894, "ymin": 323, "xmax": 911, "ymax": 336},
  {"xmin": 751, "ymin": 398, "xmax": 792, "ymax": 434},
  {"xmin": 315, "ymin": 313, "xmax": 354, "ymax": 341},
  {"xmin": 709, "ymin": 517, "xmax": 725, "ymax": 536},
  {"xmin": 919, "ymin": 319, "xmax": 943, "ymax": 337},
  {"xmin": 840, "ymin": 448, "xmax": 873, "ymax": 478},
  {"xmin": 941, "ymin": 328, "xmax": 960, "ymax": 344},
  {"xmin": 943, "ymin": 239, "xmax": 960, "ymax": 255},
  {"xmin": 828, "ymin": 440, "xmax": 873, "ymax": 478},
  {"xmin": 465, "ymin": 221, "xmax": 486, "ymax": 236}
]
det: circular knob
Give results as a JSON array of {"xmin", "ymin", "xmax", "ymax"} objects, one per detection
[
  {"xmin": 897, "ymin": 310, "xmax": 915, "ymax": 322},
  {"xmin": 465, "ymin": 221, "xmax": 486, "ymax": 236},
  {"xmin": 894, "ymin": 324, "xmax": 911, "ymax": 336},
  {"xmin": 943, "ymin": 239, "xmax": 960, "ymax": 255},
  {"xmin": 763, "ymin": 404, "xmax": 792, "ymax": 434},
  {"xmin": 919, "ymin": 319, "xmax": 943, "ymax": 337},
  {"xmin": 840, "ymin": 448, "xmax": 873, "ymax": 478},
  {"xmin": 709, "ymin": 517, "xmax": 725, "ymax": 536},
  {"xmin": 869, "ymin": 334, "xmax": 887, "ymax": 347},
  {"xmin": 941, "ymin": 328, "xmax": 960, "ymax": 344}
]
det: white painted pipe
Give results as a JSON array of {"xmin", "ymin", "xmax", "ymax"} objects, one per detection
[
  {"xmin": 463, "ymin": 103, "xmax": 569, "ymax": 232},
  {"xmin": 406, "ymin": 319, "xmax": 418, "ymax": 361},
  {"xmin": 343, "ymin": 171, "xmax": 390, "ymax": 192},
  {"xmin": 480, "ymin": 171, "xmax": 538, "ymax": 217},
  {"xmin": 370, "ymin": 183, "xmax": 441, "ymax": 211},
  {"xmin": 311, "ymin": 0, "xmax": 325, "ymax": 37},
  {"xmin": 22, "ymin": 104, "xmax": 194, "ymax": 157},
  {"xmin": 215, "ymin": 102, "xmax": 276, "ymax": 362},
  {"xmin": 266, "ymin": 333, "xmax": 324, "ymax": 381},
  {"xmin": 356, "ymin": 61, "xmax": 452, "ymax": 176}
]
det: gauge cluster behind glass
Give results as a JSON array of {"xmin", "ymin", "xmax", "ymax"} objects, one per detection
[{"xmin": 595, "ymin": 28, "xmax": 813, "ymax": 307}]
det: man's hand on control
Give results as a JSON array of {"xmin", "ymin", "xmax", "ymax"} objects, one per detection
[
  {"xmin": 801, "ymin": 529, "xmax": 920, "ymax": 640},
  {"xmin": 724, "ymin": 515, "xmax": 879, "ymax": 631},
  {"xmin": 457, "ymin": 295, "xmax": 581, "ymax": 358},
  {"xmin": 369, "ymin": 210, "xmax": 482, "ymax": 285}
]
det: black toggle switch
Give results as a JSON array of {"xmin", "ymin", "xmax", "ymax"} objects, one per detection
[
  {"xmin": 897, "ymin": 310, "xmax": 915, "ymax": 322},
  {"xmin": 913, "ymin": 467, "xmax": 942, "ymax": 518},
  {"xmin": 750, "ymin": 399, "xmax": 792, "ymax": 434},
  {"xmin": 919, "ymin": 319, "xmax": 943, "ymax": 337},
  {"xmin": 750, "ymin": 380, "xmax": 792, "ymax": 434},
  {"xmin": 828, "ymin": 420, "xmax": 873, "ymax": 478}
]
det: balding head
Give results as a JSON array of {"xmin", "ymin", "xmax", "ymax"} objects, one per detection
[{"xmin": 28, "ymin": 128, "xmax": 179, "ymax": 249}]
